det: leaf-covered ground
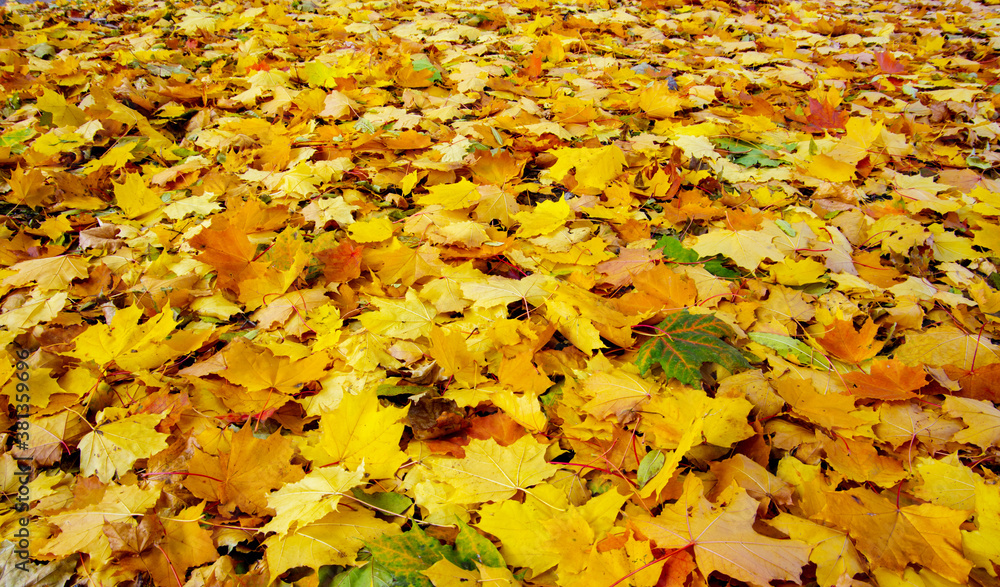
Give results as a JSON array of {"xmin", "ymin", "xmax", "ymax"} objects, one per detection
[{"xmin": 2, "ymin": 0, "xmax": 1000, "ymax": 585}]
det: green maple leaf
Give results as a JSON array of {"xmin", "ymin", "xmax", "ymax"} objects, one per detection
[
  {"xmin": 455, "ymin": 519, "xmax": 505, "ymax": 569},
  {"xmin": 734, "ymin": 151, "xmax": 783, "ymax": 168},
  {"xmin": 412, "ymin": 56, "xmax": 443, "ymax": 83},
  {"xmin": 332, "ymin": 562, "xmax": 394, "ymax": 587},
  {"xmin": 635, "ymin": 310, "xmax": 749, "ymax": 385},
  {"xmin": 654, "ymin": 235, "xmax": 740, "ymax": 278},
  {"xmin": 366, "ymin": 526, "xmax": 461, "ymax": 587},
  {"xmin": 654, "ymin": 235, "xmax": 699, "ymax": 263}
]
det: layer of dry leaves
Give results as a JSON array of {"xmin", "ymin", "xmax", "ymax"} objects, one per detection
[{"xmin": 2, "ymin": 0, "xmax": 1000, "ymax": 585}]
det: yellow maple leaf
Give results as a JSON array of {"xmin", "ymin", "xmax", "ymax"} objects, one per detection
[
  {"xmin": 460, "ymin": 273, "xmax": 551, "ymax": 309},
  {"xmin": 544, "ymin": 298, "xmax": 605, "ymax": 352},
  {"xmin": 40, "ymin": 483, "xmax": 160, "ymax": 568},
  {"xmin": 826, "ymin": 117, "xmax": 883, "ymax": 166},
  {"xmin": 81, "ymin": 142, "xmax": 137, "ymax": 173},
  {"xmin": 264, "ymin": 508, "xmax": 400, "ymax": 584},
  {"xmin": 218, "ymin": 337, "xmax": 329, "ymax": 394},
  {"xmin": 911, "ymin": 454, "xmax": 977, "ymax": 512},
  {"xmin": 427, "ymin": 436, "xmax": 557, "ymax": 506},
  {"xmin": 162, "ymin": 193, "xmax": 224, "ymax": 220},
  {"xmin": 769, "ymin": 513, "xmax": 865, "ymax": 587},
  {"xmin": 113, "ymin": 173, "xmax": 161, "ymax": 218},
  {"xmin": 638, "ymin": 81, "xmax": 685, "ymax": 118},
  {"xmin": 348, "ymin": 217, "xmax": 395, "ymax": 242},
  {"xmin": 943, "ymin": 396, "xmax": 1000, "ymax": 448},
  {"xmin": 804, "ymin": 154, "xmax": 857, "ymax": 182},
  {"xmin": 421, "ymin": 559, "xmax": 481, "ymax": 587},
  {"xmin": 477, "ymin": 485, "xmax": 625, "ymax": 577},
  {"xmin": 319, "ymin": 90, "xmax": 354, "ymax": 119},
  {"xmin": 36, "ymin": 88, "xmax": 87, "ymax": 126},
  {"xmin": 581, "ymin": 369, "xmax": 655, "ymax": 421},
  {"xmin": 963, "ymin": 475, "xmax": 1000, "ymax": 572},
  {"xmin": 2, "ymin": 255, "xmax": 88, "ymax": 291},
  {"xmin": 514, "ymin": 199, "xmax": 571, "ymax": 238},
  {"xmin": 925, "ymin": 88, "xmax": 980, "ymax": 103},
  {"xmin": 66, "ymin": 305, "xmax": 182, "ymax": 371},
  {"xmin": 416, "ymin": 179, "xmax": 481, "ymax": 209},
  {"xmin": 359, "ymin": 289, "xmax": 436, "ymax": 340},
  {"xmin": 300, "ymin": 390, "xmax": 408, "ymax": 479},
  {"xmin": 262, "ymin": 465, "xmax": 364, "ymax": 536},
  {"xmin": 547, "ymin": 145, "xmax": 626, "ymax": 191},
  {"xmin": 78, "ymin": 411, "xmax": 169, "ymax": 483},
  {"xmin": 427, "ymin": 325, "xmax": 480, "ymax": 380},
  {"xmin": 770, "ymin": 257, "xmax": 828, "ymax": 286},
  {"xmin": 894, "ymin": 325, "xmax": 1000, "ymax": 370},
  {"xmin": 929, "ymin": 223, "xmax": 977, "ymax": 262},
  {"xmin": 818, "ymin": 487, "xmax": 972, "ymax": 582},
  {"xmin": 671, "ymin": 134, "xmax": 721, "ymax": 162},
  {"xmin": 0, "ymin": 366, "xmax": 60, "ymax": 409},
  {"xmin": 691, "ymin": 229, "xmax": 783, "ymax": 271},
  {"xmin": 490, "ymin": 389, "xmax": 548, "ymax": 432}
]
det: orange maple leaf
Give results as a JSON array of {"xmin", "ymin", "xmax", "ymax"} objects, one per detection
[
  {"xmin": 806, "ymin": 97, "xmax": 846, "ymax": 131},
  {"xmin": 844, "ymin": 359, "xmax": 927, "ymax": 400},
  {"xmin": 315, "ymin": 240, "xmax": 364, "ymax": 283},
  {"xmin": 467, "ymin": 412, "xmax": 526, "ymax": 446},
  {"xmin": 189, "ymin": 218, "xmax": 267, "ymax": 292},
  {"xmin": 816, "ymin": 317, "xmax": 884, "ymax": 363},
  {"xmin": 818, "ymin": 487, "xmax": 973, "ymax": 582},
  {"xmin": 943, "ymin": 363, "xmax": 1000, "ymax": 402},
  {"xmin": 874, "ymin": 51, "xmax": 905, "ymax": 74},
  {"xmin": 632, "ymin": 475, "xmax": 811, "ymax": 587},
  {"xmin": 184, "ymin": 425, "xmax": 304, "ymax": 516}
]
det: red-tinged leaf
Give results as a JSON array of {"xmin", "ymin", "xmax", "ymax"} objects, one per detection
[
  {"xmin": 467, "ymin": 412, "xmax": 526, "ymax": 446},
  {"xmin": 875, "ymin": 51, "xmax": 905, "ymax": 74},
  {"xmin": 635, "ymin": 310, "xmax": 749, "ymax": 385},
  {"xmin": 806, "ymin": 97, "xmax": 846, "ymax": 131},
  {"xmin": 315, "ymin": 240, "xmax": 363, "ymax": 283},
  {"xmin": 844, "ymin": 359, "xmax": 928, "ymax": 401}
]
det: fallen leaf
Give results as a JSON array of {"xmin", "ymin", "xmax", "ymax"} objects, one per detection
[
  {"xmin": 79, "ymin": 411, "xmax": 169, "ymax": 483},
  {"xmin": 426, "ymin": 436, "xmax": 557, "ymax": 506},
  {"xmin": 815, "ymin": 317, "xmax": 884, "ymax": 363},
  {"xmin": 184, "ymin": 425, "xmax": 304, "ymax": 516},
  {"xmin": 635, "ymin": 309, "xmax": 749, "ymax": 385},
  {"xmin": 633, "ymin": 475, "xmax": 811, "ymax": 587},
  {"xmin": 817, "ymin": 487, "xmax": 973, "ymax": 582}
]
